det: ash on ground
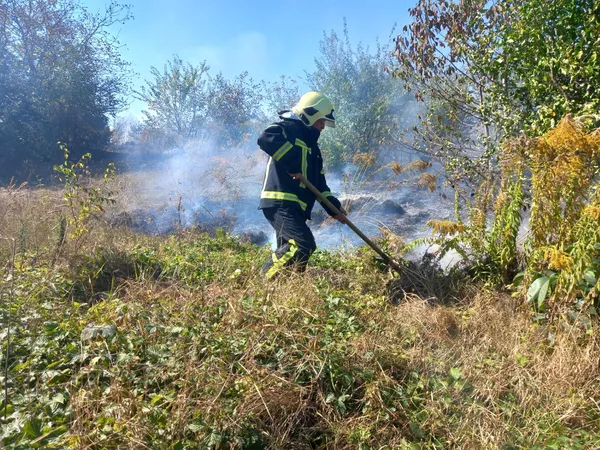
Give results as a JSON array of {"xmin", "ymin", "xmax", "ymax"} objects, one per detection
[
  {"xmin": 109, "ymin": 179, "xmax": 454, "ymax": 254},
  {"xmin": 386, "ymin": 254, "xmax": 462, "ymax": 305},
  {"xmin": 237, "ymin": 229, "xmax": 269, "ymax": 246}
]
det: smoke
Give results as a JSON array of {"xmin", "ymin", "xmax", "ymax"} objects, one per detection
[
  {"xmin": 115, "ymin": 136, "xmax": 270, "ymax": 241},
  {"xmin": 312, "ymin": 93, "xmax": 453, "ymax": 252},
  {"xmin": 112, "ymin": 123, "xmax": 454, "ymax": 257}
]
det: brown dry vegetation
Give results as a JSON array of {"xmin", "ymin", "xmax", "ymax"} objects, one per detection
[{"xmin": 2, "ymin": 180, "xmax": 600, "ymax": 449}]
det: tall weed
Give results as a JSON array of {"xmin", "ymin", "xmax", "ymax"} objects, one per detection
[{"xmin": 425, "ymin": 116, "xmax": 600, "ymax": 313}]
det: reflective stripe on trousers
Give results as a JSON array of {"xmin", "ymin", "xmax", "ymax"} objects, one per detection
[
  {"xmin": 261, "ymin": 207, "xmax": 317, "ymax": 279},
  {"xmin": 265, "ymin": 239, "xmax": 298, "ymax": 279}
]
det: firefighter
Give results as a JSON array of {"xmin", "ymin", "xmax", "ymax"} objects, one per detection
[{"xmin": 258, "ymin": 91, "xmax": 347, "ymax": 279}]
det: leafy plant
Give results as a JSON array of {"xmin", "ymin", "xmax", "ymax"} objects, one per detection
[
  {"xmin": 525, "ymin": 270, "xmax": 558, "ymax": 312},
  {"xmin": 308, "ymin": 22, "xmax": 415, "ymax": 169},
  {"xmin": 53, "ymin": 143, "xmax": 116, "ymax": 240},
  {"xmin": 424, "ymin": 115, "xmax": 600, "ymax": 313},
  {"xmin": 393, "ymin": 0, "xmax": 600, "ymax": 185}
]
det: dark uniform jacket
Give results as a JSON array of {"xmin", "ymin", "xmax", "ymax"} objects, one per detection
[{"xmin": 258, "ymin": 112, "xmax": 342, "ymax": 220}]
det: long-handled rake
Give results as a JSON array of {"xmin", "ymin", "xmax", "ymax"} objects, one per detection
[{"xmin": 296, "ymin": 174, "xmax": 403, "ymax": 273}]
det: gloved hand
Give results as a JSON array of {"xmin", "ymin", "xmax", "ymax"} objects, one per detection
[{"xmin": 334, "ymin": 206, "xmax": 348, "ymax": 224}]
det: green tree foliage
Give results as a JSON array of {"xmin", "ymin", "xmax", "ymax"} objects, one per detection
[
  {"xmin": 308, "ymin": 24, "xmax": 413, "ymax": 168},
  {"xmin": 135, "ymin": 55, "xmax": 210, "ymax": 148},
  {"xmin": 488, "ymin": 0, "xmax": 600, "ymax": 133},
  {"xmin": 206, "ymin": 72, "xmax": 264, "ymax": 149},
  {"xmin": 0, "ymin": 0, "xmax": 132, "ymax": 179},
  {"xmin": 261, "ymin": 75, "xmax": 301, "ymax": 122},
  {"xmin": 135, "ymin": 62, "xmax": 263, "ymax": 151},
  {"xmin": 393, "ymin": 0, "xmax": 600, "ymax": 183}
]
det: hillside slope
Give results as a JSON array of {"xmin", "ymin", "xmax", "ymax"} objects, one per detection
[{"xmin": 1, "ymin": 187, "xmax": 599, "ymax": 449}]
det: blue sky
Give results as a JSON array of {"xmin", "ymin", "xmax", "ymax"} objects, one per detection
[{"xmin": 81, "ymin": 0, "xmax": 416, "ymax": 116}]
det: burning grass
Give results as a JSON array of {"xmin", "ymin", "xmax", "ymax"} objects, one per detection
[{"xmin": 2, "ymin": 182, "xmax": 600, "ymax": 449}]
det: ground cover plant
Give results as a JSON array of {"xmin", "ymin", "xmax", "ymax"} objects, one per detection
[
  {"xmin": 2, "ymin": 172, "xmax": 600, "ymax": 450},
  {"xmin": 3, "ymin": 0, "xmax": 600, "ymax": 447}
]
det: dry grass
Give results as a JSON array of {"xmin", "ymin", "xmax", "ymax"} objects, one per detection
[
  {"xmin": 60, "ymin": 273, "xmax": 600, "ymax": 448},
  {"xmin": 2, "ymin": 176, "xmax": 600, "ymax": 449},
  {"xmin": 0, "ymin": 182, "xmax": 63, "ymax": 258},
  {"xmin": 380, "ymin": 293, "xmax": 600, "ymax": 448}
]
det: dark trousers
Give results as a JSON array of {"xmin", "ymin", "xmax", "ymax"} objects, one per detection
[{"xmin": 261, "ymin": 206, "xmax": 317, "ymax": 279}]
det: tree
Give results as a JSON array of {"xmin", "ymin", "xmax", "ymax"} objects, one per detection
[
  {"xmin": 261, "ymin": 75, "xmax": 301, "ymax": 121},
  {"xmin": 488, "ymin": 0, "xmax": 600, "ymax": 133},
  {"xmin": 0, "ymin": 0, "xmax": 132, "ymax": 179},
  {"xmin": 109, "ymin": 115, "xmax": 141, "ymax": 148},
  {"xmin": 135, "ymin": 55, "xmax": 210, "ymax": 148},
  {"xmin": 135, "ymin": 57, "xmax": 265, "ymax": 151},
  {"xmin": 307, "ymin": 23, "xmax": 414, "ymax": 168},
  {"xmin": 393, "ymin": 0, "xmax": 600, "ymax": 183},
  {"xmin": 205, "ymin": 71, "xmax": 264, "ymax": 149}
]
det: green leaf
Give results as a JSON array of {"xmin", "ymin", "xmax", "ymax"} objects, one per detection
[
  {"xmin": 0, "ymin": 404, "xmax": 14, "ymax": 416},
  {"xmin": 52, "ymin": 393, "xmax": 66, "ymax": 405},
  {"xmin": 30, "ymin": 425, "xmax": 69, "ymax": 444},
  {"xmin": 537, "ymin": 277, "xmax": 550, "ymax": 309},
  {"xmin": 527, "ymin": 276, "xmax": 549, "ymax": 304},
  {"xmin": 150, "ymin": 394, "xmax": 164, "ymax": 405},
  {"xmin": 584, "ymin": 270, "xmax": 596, "ymax": 287},
  {"xmin": 13, "ymin": 361, "xmax": 32, "ymax": 372},
  {"xmin": 23, "ymin": 418, "xmax": 43, "ymax": 439},
  {"xmin": 44, "ymin": 321, "xmax": 59, "ymax": 333},
  {"xmin": 46, "ymin": 358, "xmax": 67, "ymax": 370},
  {"xmin": 516, "ymin": 353, "xmax": 530, "ymax": 366},
  {"xmin": 186, "ymin": 421, "xmax": 206, "ymax": 433},
  {"xmin": 47, "ymin": 369, "xmax": 71, "ymax": 385},
  {"xmin": 449, "ymin": 367, "xmax": 462, "ymax": 381},
  {"xmin": 81, "ymin": 324, "xmax": 117, "ymax": 340},
  {"xmin": 90, "ymin": 356, "xmax": 103, "ymax": 366},
  {"xmin": 512, "ymin": 271, "xmax": 525, "ymax": 287}
]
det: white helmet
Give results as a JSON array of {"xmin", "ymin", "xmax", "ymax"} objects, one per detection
[{"xmin": 292, "ymin": 91, "xmax": 336, "ymax": 128}]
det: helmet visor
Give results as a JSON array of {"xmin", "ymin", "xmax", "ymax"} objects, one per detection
[{"xmin": 323, "ymin": 109, "xmax": 335, "ymax": 128}]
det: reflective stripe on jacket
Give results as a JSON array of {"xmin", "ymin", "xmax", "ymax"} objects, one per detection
[{"xmin": 257, "ymin": 114, "xmax": 342, "ymax": 219}]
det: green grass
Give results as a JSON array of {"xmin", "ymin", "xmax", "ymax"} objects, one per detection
[{"xmin": 2, "ymin": 184, "xmax": 600, "ymax": 449}]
